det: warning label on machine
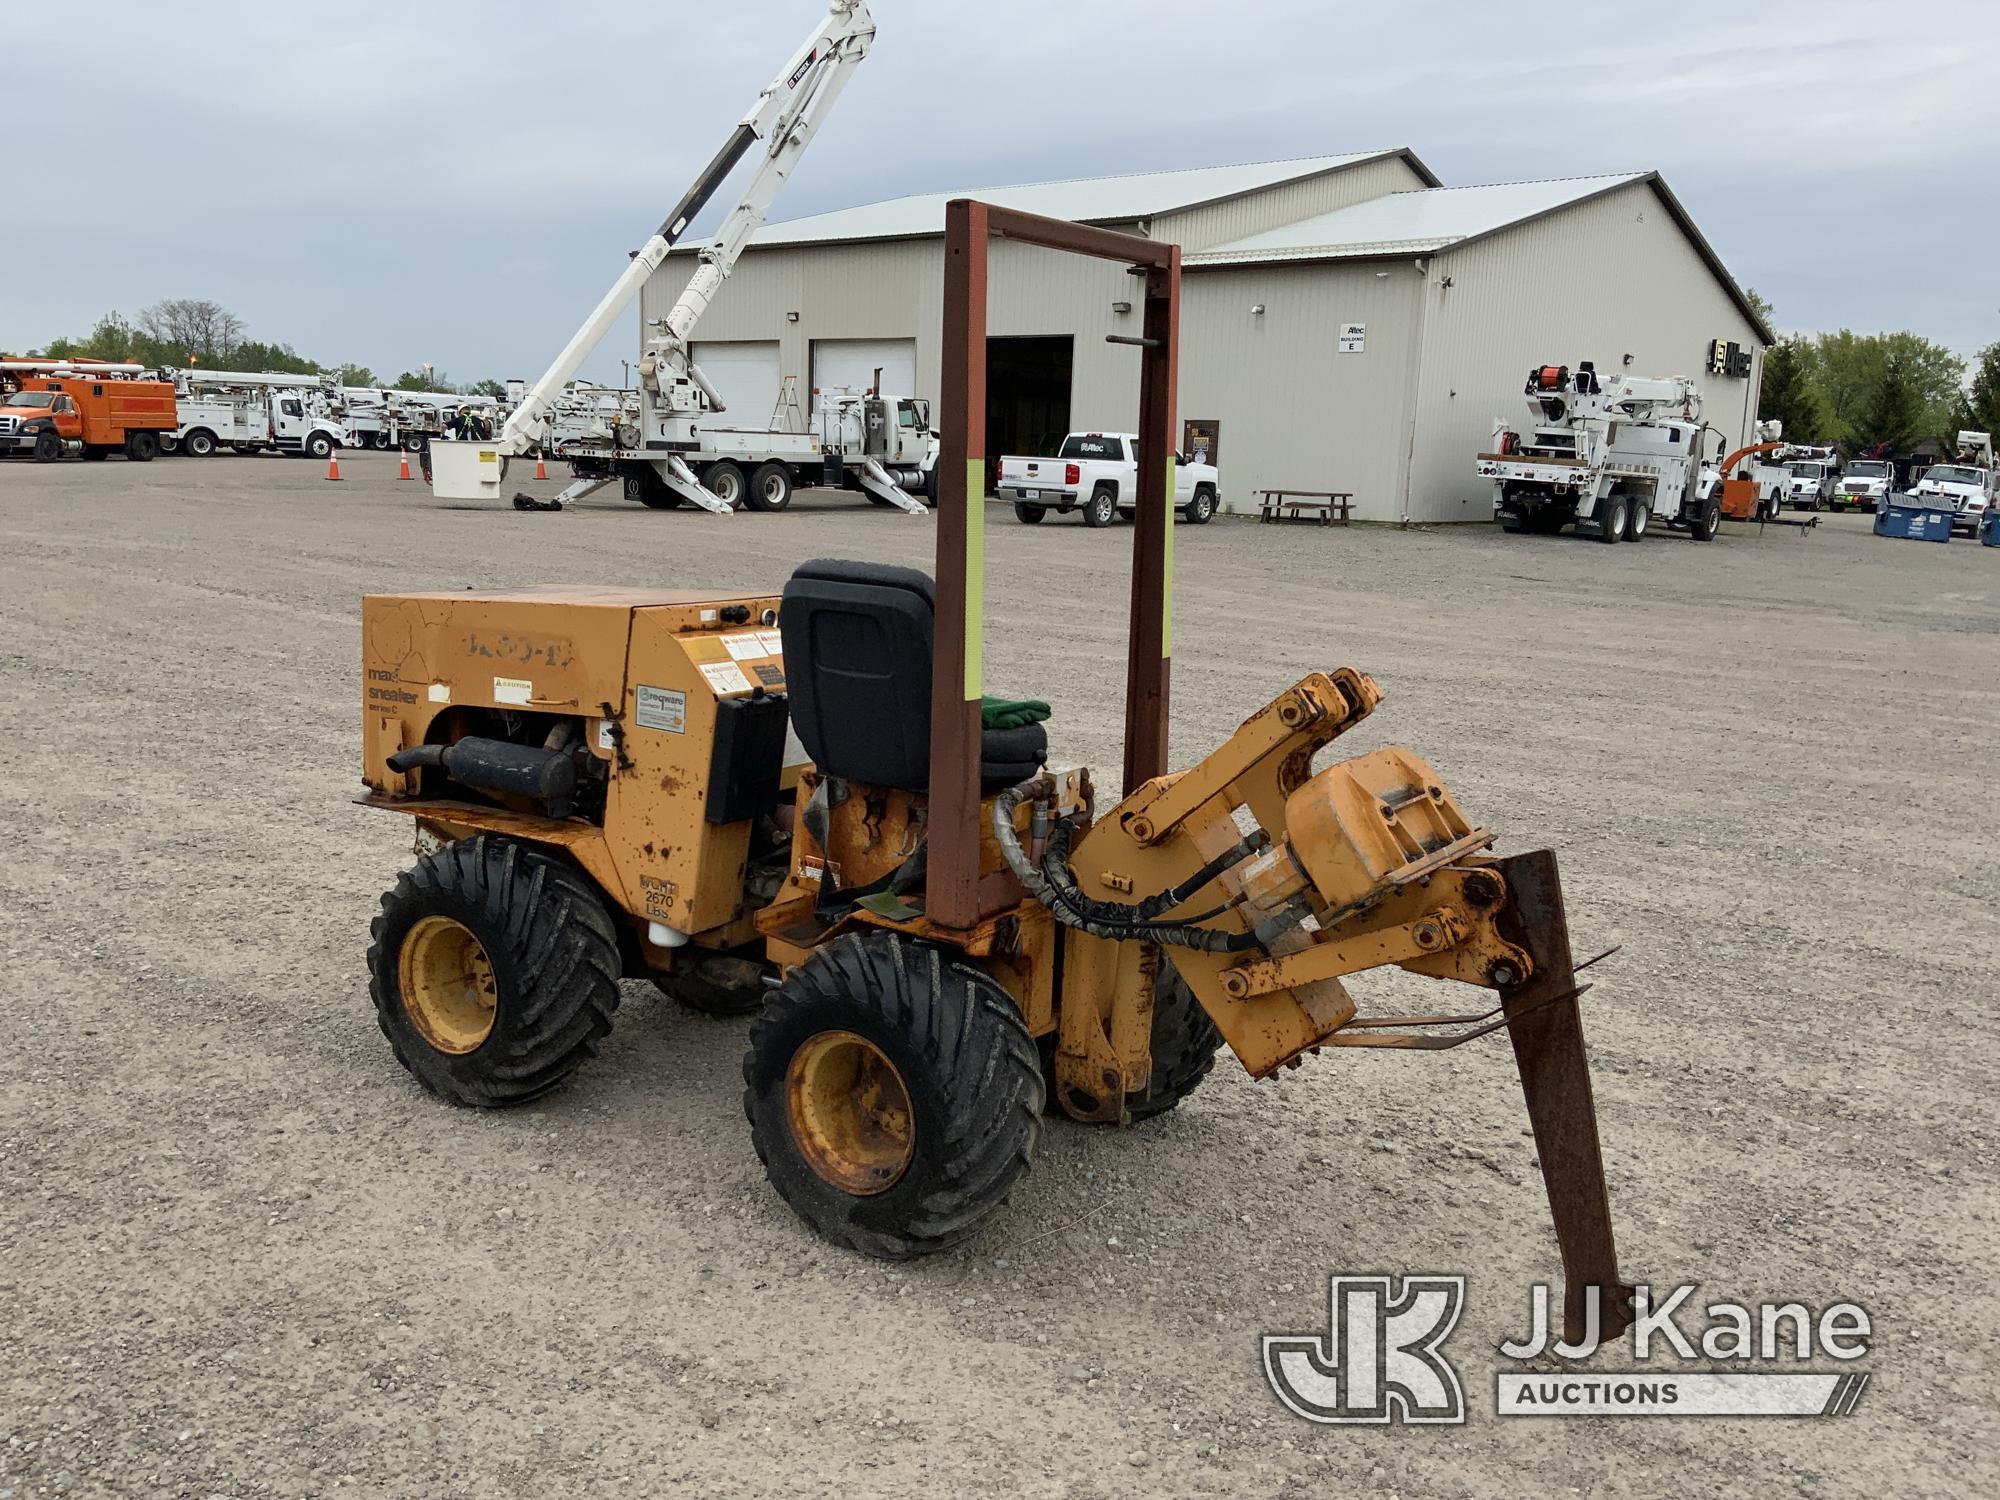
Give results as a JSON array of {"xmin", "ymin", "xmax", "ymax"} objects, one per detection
[{"xmin": 699, "ymin": 661, "xmax": 752, "ymax": 696}]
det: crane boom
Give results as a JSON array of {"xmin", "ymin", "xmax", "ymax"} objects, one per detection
[{"xmin": 495, "ymin": 0, "xmax": 875, "ymax": 458}]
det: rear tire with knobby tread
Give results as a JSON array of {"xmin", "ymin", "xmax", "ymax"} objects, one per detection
[
  {"xmin": 1128, "ymin": 962, "xmax": 1224, "ymax": 1121},
  {"xmin": 744, "ymin": 932, "xmax": 1043, "ymax": 1257},
  {"xmin": 367, "ymin": 836, "xmax": 622, "ymax": 1107}
]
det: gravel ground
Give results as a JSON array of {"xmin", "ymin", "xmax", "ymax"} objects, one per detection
[{"xmin": 1, "ymin": 449, "xmax": 1994, "ymax": 1499}]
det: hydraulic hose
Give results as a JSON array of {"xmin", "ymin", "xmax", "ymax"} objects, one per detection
[{"xmin": 990, "ymin": 779, "xmax": 1263, "ymax": 953}]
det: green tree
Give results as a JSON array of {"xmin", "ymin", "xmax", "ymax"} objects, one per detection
[
  {"xmin": 333, "ymin": 363, "xmax": 378, "ymax": 388},
  {"xmin": 466, "ymin": 378, "xmax": 505, "ymax": 398},
  {"xmin": 1758, "ymin": 337, "xmax": 1826, "ymax": 442},
  {"xmin": 1955, "ymin": 342, "xmax": 1999, "ymax": 441},
  {"xmin": 1851, "ymin": 349, "xmax": 1926, "ymax": 453},
  {"xmin": 1809, "ymin": 330, "xmax": 1964, "ymax": 448}
]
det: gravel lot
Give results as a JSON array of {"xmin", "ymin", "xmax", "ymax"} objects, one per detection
[{"xmin": 1, "ymin": 449, "xmax": 1994, "ymax": 1499}]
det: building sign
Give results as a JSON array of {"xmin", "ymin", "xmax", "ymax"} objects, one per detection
[
  {"xmin": 1707, "ymin": 338, "xmax": 1753, "ymax": 378},
  {"xmin": 1339, "ymin": 324, "xmax": 1367, "ymax": 354},
  {"xmin": 1182, "ymin": 418, "xmax": 1220, "ymax": 468}
]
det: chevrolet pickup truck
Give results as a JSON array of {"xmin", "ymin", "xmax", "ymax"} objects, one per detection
[{"xmin": 998, "ymin": 432, "xmax": 1221, "ymax": 527}]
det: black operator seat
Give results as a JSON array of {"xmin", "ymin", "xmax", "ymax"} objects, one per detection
[{"xmin": 779, "ymin": 559, "xmax": 1047, "ymax": 791}]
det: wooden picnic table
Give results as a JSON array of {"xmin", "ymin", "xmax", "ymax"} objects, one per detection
[{"xmin": 1257, "ymin": 489, "xmax": 1354, "ymax": 526}]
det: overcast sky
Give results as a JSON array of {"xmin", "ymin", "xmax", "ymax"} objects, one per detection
[{"xmin": 8, "ymin": 0, "xmax": 1993, "ymax": 385}]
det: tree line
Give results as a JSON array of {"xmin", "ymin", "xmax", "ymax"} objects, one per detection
[
  {"xmin": 1751, "ymin": 292, "xmax": 1997, "ymax": 457},
  {"xmin": 25, "ymin": 299, "xmax": 506, "ymax": 397}
]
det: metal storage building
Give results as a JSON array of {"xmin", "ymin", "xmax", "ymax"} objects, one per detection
[{"xmin": 643, "ymin": 151, "xmax": 1772, "ymax": 522}]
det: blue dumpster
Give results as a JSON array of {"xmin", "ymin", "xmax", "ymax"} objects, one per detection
[
  {"xmin": 1983, "ymin": 509, "xmax": 2000, "ymax": 548},
  {"xmin": 1875, "ymin": 495, "xmax": 1953, "ymax": 542}
]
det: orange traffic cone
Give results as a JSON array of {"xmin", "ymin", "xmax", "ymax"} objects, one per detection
[
  {"xmin": 535, "ymin": 450, "xmax": 548, "ymax": 480},
  {"xmin": 326, "ymin": 450, "xmax": 342, "ymax": 481},
  {"xmin": 398, "ymin": 449, "xmax": 412, "ymax": 481}
]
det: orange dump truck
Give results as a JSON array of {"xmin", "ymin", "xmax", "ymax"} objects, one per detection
[{"xmin": 0, "ymin": 373, "xmax": 179, "ymax": 462}]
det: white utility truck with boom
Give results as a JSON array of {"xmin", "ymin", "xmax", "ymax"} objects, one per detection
[
  {"xmin": 164, "ymin": 369, "xmax": 347, "ymax": 458},
  {"xmin": 1479, "ymin": 361, "xmax": 1718, "ymax": 543},
  {"xmin": 1913, "ymin": 431, "xmax": 1996, "ymax": 535},
  {"xmin": 425, "ymin": 0, "xmax": 934, "ymax": 516}
]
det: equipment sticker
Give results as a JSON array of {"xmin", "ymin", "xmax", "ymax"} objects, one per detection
[
  {"xmin": 752, "ymin": 662, "xmax": 785, "ymax": 689},
  {"xmin": 427, "ymin": 682, "xmax": 451, "ymax": 704},
  {"xmin": 756, "ymin": 630, "xmax": 785, "ymax": 656},
  {"xmin": 635, "ymin": 685, "xmax": 687, "ymax": 733},
  {"xmin": 493, "ymin": 676, "xmax": 533, "ymax": 705},
  {"xmin": 699, "ymin": 661, "xmax": 752, "ymax": 696},
  {"xmin": 723, "ymin": 633, "xmax": 768, "ymax": 662}
]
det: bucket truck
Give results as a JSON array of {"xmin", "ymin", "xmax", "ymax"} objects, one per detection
[
  {"xmin": 163, "ymin": 368, "xmax": 347, "ymax": 458},
  {"xmin": 1478, "ymin": 361, "xmax": 1719, "ymax": 543},
  {"xmin": 425, "ymin": 0, "xmax": 936, "ymax": 516}
]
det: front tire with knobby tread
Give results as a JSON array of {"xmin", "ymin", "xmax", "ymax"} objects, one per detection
[
  {"xmin": 744, "ymin": 932, "xmax": 1043, "ymax": 1258},
  {"xmin": 367, "ymin": 836, "xmax": 622, "ymax": 1107}
]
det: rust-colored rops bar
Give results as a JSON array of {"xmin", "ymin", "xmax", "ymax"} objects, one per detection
[{"xmin": 930, "ymin": 199, "xmax": 1181, "ymax": 929}]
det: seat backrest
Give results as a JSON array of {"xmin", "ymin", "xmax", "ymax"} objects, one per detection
[{"xmin": 780, "ymin": 558, "xmax": 936, "ymax": 790}]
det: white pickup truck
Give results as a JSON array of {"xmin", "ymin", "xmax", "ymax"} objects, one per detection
[
  {"xmin": 1912, "ymin": 461, "xmax": 1996, "ymax": 536},
  {"xmin": 998, "ymin": 432, "xmax": 1221, "ymax": 527}
]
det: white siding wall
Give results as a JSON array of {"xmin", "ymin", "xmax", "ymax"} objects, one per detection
[
  {"xmin": 1178, "ymin": 263, "xmax": 1421, "ymax": 519},
  {"xmin": 1402, "ymin": 181, "xmax": 1768, "ymax": 523},
  {"xmin": 1151, "ymin": 153, "xmax": 1430, "ymax": 251}
]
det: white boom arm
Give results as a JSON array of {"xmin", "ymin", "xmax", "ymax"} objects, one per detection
[{"xmin": 493, "ymin": 0, "xmax": 875, "ymax": 458}]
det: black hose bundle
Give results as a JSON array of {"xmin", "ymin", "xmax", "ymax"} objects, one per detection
[{"xmin": 990, "ymin": 780, "xmax": 1265, "ymax": 953}]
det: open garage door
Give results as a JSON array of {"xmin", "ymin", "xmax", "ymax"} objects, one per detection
[
  {"xmin": 985, "ymin": 335, "xmax": 1074, "ymax": 489},
  {"xmin": 690, "ymin": 340, "xmax": 781, "ymax": 426},
  {"xmin": 811, "ymin": 338, "xmax": 917, "ymax": 400}
]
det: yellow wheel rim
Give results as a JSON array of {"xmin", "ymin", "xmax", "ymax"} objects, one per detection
[
  {"xmin": 398, "ymin": 915, "xmax": 498, "ymax": 1055},
  {"xmin": 785, "ymin": 1030, "xmax": 914, "ymax": 1195}
]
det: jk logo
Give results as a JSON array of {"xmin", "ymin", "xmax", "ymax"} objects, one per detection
[{"xmin": 1263, "ymin": 1275, "xmax": 1467, "ymax": 1425}]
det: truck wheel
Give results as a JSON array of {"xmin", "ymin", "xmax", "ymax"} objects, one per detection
[
  {"xmin": 1182, "ymin": 486, "xmax": 1217, "ymax": 524},
  {"xmin": 1597, "ymin": 495, "xmax": 1628, "ymax": 543},
  {"xmin": 704, "ymin": 461, "xmax": 747, "ymax": 509},
  {"xmin": 158, "ymin": 434, "xmax": 179, "ymax": 456},
  {"xmin": 185, "ymin": 429, "xmax": 217, "ymax": 457},
  {"xmin": 744, "ymin": 932, "xmax": 1043, "ymax": 1258},
  {"xmin": 1624, "ymin": 503, "xmax": 1650, "ymax": 541},
  {"xmin": 1013, "ymin": 502, "xmax": 1046, "ymax": 524},
  {"xmin": 367, "ymin": 836, "xmax": 622, "ymax": 1108},
  {"xmin": 404, "ymin": 434, "xmax": 429, "ymax": 454},
  {"xmin": 33, "ymin": 431, "xmax": 62, "ymax": 463},
  {"xmin": 125, "ymin": 430, "xmax": 159, "ymax": 462},
  {"xmin": 1083, "ymin": 487, "xmax": 1117, "ymax": 528},
  {"xmin": 922, "ymin": 464, "xmax": 939, "ymax": 507},
  {"xmin": 305, "ymin": 431, "xmax": 335, "ymax": 460},
  {"xmin": 1690, "ymin": 499, "xmax": 1722, "ymax": 542},
  {"xmin": 745, "ymin": 461, "xmax": 794, "ymax": 513}
]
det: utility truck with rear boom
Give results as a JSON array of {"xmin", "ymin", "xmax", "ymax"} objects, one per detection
[
  {"xmin": 424, "ymin": 0, "xmax": 935, "ymax": 516},
  {"xmin": 349, "ymin": 9, "xmax": 1641, "ymax": 1346},
  {"xmin": 1480, "ymin": 361, "xmax": 1721, "ymax": 543}
]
